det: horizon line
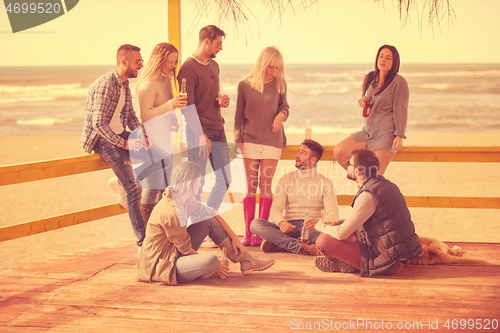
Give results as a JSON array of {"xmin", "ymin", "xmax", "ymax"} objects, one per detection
[{"xmin": 1, "ymin": 62, "xmax": 500, "ymax": 69}]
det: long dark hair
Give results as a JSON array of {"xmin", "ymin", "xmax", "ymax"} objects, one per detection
[{"xmin": 362, "ymin": 45, "xmax": 400, "ymax": 96}]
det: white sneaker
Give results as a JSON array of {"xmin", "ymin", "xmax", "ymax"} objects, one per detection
[
  {"xmin": 109, "ymin": 177, "xmax": 127, "ymax": 209},
  {"xmin": 200, "ymin": 236, "xmax": 218, "ymax": 248}
]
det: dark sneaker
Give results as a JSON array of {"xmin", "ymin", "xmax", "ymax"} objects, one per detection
[
  {"xmin": 297, "ymin": 243, "xmax": 322, "ymax": 256},
  {"xmin": 260, "ymin": 240, "xmax": 288, "ymax": 253},
  {"xmin": 315, "ymin": 256, "xmax": 358, "ymax": 273}
]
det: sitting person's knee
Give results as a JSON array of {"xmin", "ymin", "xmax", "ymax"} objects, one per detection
[{"xmin": 250, "ymin": 218, "xmax": 265, "ymax": 234}]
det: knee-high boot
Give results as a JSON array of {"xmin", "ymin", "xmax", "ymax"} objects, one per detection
[
  {"xmin": 242, "ymin": 197, "xmax": 255, "ymax": 246},
  {"xmin": 218, "ymin": 237, "xmax": 275, "ymax": 276},
  {"xmin": 251, "ymin": 197, "xmax": 273, "ymax": 246}
]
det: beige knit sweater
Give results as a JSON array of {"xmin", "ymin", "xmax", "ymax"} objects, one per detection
[
  {"xmin": 137, "ymin": 73, "xmax": 178, "ymax": 152},
  {"xmin": 269, "ymin": 168, "xmax": 339, "ymax": 225}
]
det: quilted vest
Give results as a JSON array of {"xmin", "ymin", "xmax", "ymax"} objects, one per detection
[{"xmin": 353, "ymin": 176, "xmax": 422, "ymax": 277}]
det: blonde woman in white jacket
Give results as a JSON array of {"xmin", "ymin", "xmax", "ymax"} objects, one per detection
[{"xmin": 136, "ymin": 43, "xmax": 187, "ymax": 223}]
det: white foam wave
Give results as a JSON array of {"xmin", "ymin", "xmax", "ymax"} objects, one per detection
[
  {"xmin": 305, "ymin": 72, "xmax": 364, "ymax": 79},
  {"xmin": 17, "ymin": 118, "xmax": 74, "ymax": 126},
  {"xmin": 285, "ymin": 125, "xmax": 359, "ymax": 135},
  {"xmin": 419, "ymin": 84, "xmax": 451, "ymax": 90},
  {"xmin": 0, "ymin": 83, "xmax": 87, "ymax": 104},
  {"xmin": 403, "ymin": 69, "xmax": 500, "ymax": 78},
  {"xmin": 0, "ymin": 97, "xmax": 54, "ymax": 104}
]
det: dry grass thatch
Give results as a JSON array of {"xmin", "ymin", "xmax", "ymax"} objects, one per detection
[{"xmin": 189, "ymin": 0, "xmax": 455, "ymax": 40}]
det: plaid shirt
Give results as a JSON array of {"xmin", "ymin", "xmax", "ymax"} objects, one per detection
[{"xmin": 80, "ymin": 69, "xmax": 141, "ymax": 153}]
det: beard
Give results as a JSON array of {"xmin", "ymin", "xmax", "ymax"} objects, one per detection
[
  {"xmin": 346, "ymin": 169, "xmax": 356, "ymax": 181},
  {"xmin": 125, "ymin": 67, "xmax": 138, "ymax": 79},
  {"xmin": 295, "ymin": 159, "xmax": 308, "ymax": 170}
]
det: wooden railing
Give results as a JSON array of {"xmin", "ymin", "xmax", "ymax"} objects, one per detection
[{"xmin": 1, "ymin": 146, "xmax": 499, "ymax": 242}]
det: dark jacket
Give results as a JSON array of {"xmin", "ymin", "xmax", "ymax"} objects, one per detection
[{"xmin": 354, "ymin": 176, "xmax": 422, "ymax": 277}]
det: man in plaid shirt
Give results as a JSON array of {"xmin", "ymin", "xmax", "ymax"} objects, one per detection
[{"xmin": 80, "ymin": 44, "xmax": 147, "ymax": 247}]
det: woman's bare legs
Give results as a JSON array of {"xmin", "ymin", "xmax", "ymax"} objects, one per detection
[
  {"xmin": 243, "ymin": 158, "xmax": 260, "ymax": 198},
  {"xmin": 333, "ymin": 135, "xmax": 367, "ymax": 171},
  {"xmin": 373, "ymin": 149, "xmax": 395, "ymax": 176},
  {"xmin": 334, "ymin": 136, "xmax": 395, "ymax": 176},
  {"xmin": 258, "ymin": 159, "xmax": 279, "ymax": 199}
]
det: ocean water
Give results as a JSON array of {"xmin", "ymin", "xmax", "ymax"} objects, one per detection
[{"xmin": 1, "ymin": 64, "xmax": 499, "ymax": 136}]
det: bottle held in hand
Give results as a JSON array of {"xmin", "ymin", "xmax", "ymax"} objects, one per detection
[
  {"xmin": 301, "ymin": 213, "xmax": 310, "ymax": 243},
  {"xmin": 180, "ymin": 78, "xmax": 187, "ymax": 98},
  {"xmin": 363, "ymin": 101, "xmax": 371, "ymax": 117},
  {"xmin": 220, "ymin": 247, "xmax": 229, "ymax": 279}
]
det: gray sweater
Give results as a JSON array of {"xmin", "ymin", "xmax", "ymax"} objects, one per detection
[
  {"xmin": 177, "ymin": 57, "xmax": 224, "ymax": 132},
  {"xmin": 234, "ymin": 78, "xmax": 289, "ymax": 148},
  {"xmin": 364, "ymin": 74, "xmax": 409, "ymax": 139}
]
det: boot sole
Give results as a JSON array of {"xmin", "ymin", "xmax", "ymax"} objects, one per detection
[
  {"xmin": 242, "ymin": 260, "xmax": 276, "ymax": 276},
  {"xmin": 315, "ymin": 256, "xmax": 358, "ymax": 273}
]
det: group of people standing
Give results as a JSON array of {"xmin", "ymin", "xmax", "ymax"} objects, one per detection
[{"xmin": 81, "ymin": 24, "xmax": 422, "ymax": 285}]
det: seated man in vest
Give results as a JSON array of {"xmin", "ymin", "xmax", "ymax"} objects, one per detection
[
  {"xmin": 309, "ymin": 149, "xmax": 422, "ymax": 277},
  {"xmin": 250, "ymin": 139, "xmax": 339, "ymax": 256}
]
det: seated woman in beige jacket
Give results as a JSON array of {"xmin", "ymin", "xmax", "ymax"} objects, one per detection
[{"xmin": 137, "ymin": 161, "xmax": 275, "ymax": 285}]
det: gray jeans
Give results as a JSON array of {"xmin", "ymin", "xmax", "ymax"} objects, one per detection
[
  {"xmin": 251, "ymin": 219, "xmax": 321, "ymax": 253},
  {"xmin": 175, "ymin": 217, "xmax": 227, "ymax": 283}
]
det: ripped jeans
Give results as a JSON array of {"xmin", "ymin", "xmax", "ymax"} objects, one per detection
[{"xmin": 94, "ymin": 131, "xmax": 146, "ymax": 246}]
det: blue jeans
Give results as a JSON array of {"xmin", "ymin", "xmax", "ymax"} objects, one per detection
[
  {"xmin": 251, "ymin": 219, "xmax": 321, "ymax": 253},
  {"xmin": 141, "ymin": 155, "xmax": 173, "ymax": 204},
  {"xmin": 186, "ymin": 127, "xmax": 232, "ymax": 210},
  {"xmin": 175, "ymin": 217, "xmax": 228, "ymax": 283},
  {"xmin": 94, "ymin": 131, "xmax": 150, "ymax": 246}
]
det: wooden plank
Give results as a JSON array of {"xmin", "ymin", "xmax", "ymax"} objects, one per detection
[
  {"xmin": 338, "ymin": 195, "xmax": 500, "ymax": 209},
  {"xmin": 0, "ymin": 204, "xmax": 126, "ymax": 242},
  {"xmin": 1, "ymin": 239, "xmax": 499, "ymax": 333},
  {"xmin": 283, "ymin": 145, "xmax": 500, "ymax": 162},
  {"xmin": 0, "ymin": 154, "xmax": 109, "ymax": 186},
  {"xmin": 1, "ymin": 146, "xmax": 499, "ymax": 187}
]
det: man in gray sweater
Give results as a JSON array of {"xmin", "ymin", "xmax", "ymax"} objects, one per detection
[
  {"xmin": 177, "ymin": 25, "xmax": 231, "ymax": 211},
  {"xmin": 251, "ymin": 140, "xmax": 339, "ymax": 256}
]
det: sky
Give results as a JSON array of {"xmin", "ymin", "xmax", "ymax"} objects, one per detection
[{"xmin": 0, "ymin": 0, "xmax": 499, "ymax": 67}]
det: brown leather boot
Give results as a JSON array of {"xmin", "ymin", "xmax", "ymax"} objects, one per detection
[
  {"xmin": 141, "ymin": 203, "xmax": 156, "ymax": 225},
  {"xmin": 297, "ymin": 243, "xmax": 322, "ymax": 256}
]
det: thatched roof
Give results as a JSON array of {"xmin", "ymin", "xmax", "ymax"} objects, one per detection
[{"xmin": 191, "ymin": 0, "xmax": 455, "ymax": 39}]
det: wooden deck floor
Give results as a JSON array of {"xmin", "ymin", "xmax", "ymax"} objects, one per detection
[{"xmin": 1, "ymin": 239, "xmax": 499, "ymax": 333}]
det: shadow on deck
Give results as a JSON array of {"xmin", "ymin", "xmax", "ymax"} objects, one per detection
[{"xmin": 1, "ymin": 240, "xmax": 499, "ymax": 332}]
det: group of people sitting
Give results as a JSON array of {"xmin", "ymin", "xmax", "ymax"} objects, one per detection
[{"xmin": 136, "ymin": 140, "xmax": 422, "ymax": 285}]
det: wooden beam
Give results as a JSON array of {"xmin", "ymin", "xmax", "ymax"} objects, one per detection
[
  {"xmin": 0, "ymin": 154, "xmax": 109, "ymax": 186},
  {"xmin": 168, "ymin": 0, "xmax": 181, "ymax": 59},
  {"xmin": 286, "ymin": 145, "xmax": 500, "ymax": 163},
  {"xmin": 1, "ymin": 194, "xmax": 499, "ymax": 242},
  {"xmin": 0, "ymin": 203, "xmax": 127, "ymax": 242},
  {"xmin": 337, "ymin": 195, "xmax": 500, "ymax": 209},
  {"xmin": 2, "ymin": 147, "xmax": 498, "ymax": 187}
]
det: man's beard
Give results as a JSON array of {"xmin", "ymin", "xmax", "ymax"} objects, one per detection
[
  {"xmin": 125, "ymin": 67, "xmax": 137, "ymax": 78},
  {"xmin": 295, "ymin": 159, "xmax": 308, "ymax": 170}
]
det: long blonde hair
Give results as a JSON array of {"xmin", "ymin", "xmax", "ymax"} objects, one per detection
[
  {"xmin": 170, "ymin": 161, "xmax": 202, "ymax": 195},
  {"xmin": 247, "ymin": 46, "xmax": 286, "ymax": 94},
  {"xmin": 137, "ymin": 43, "xmax": 178, "ymax": 91}
]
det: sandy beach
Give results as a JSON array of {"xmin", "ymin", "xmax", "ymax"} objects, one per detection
[{"xmin": 1, "ymin": 131, "xmax": 499, "ymax": 272}]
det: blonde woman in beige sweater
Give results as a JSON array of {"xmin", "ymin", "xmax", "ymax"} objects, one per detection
[{"xmin": 136, "ymin": 43, "xmax": 187, "ymax": 223}]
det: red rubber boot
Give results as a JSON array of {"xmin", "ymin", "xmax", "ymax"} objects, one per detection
[
  {"xmin": 251, "ymin": 197, "xmax": 273, "ymax": 246},
  {"xmin": 242, "ymin": 197, "xmax": 256, "ymax": 246}
]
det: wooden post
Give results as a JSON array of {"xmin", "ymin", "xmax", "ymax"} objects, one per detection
[{"xmin": 168, "ymin": 0, "xmax": 183, "ymax": 171}]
